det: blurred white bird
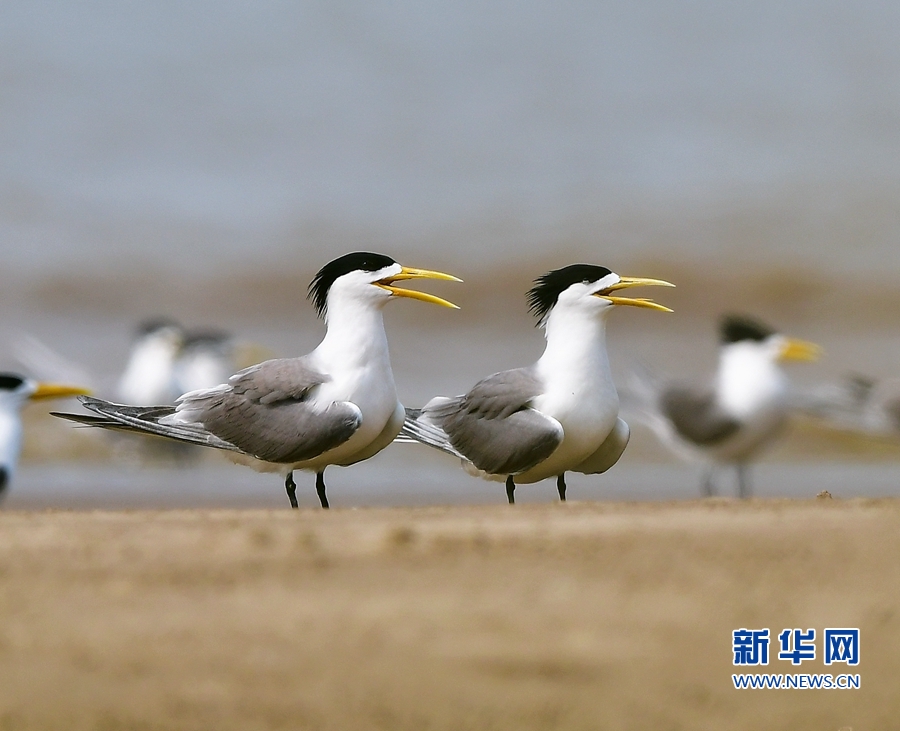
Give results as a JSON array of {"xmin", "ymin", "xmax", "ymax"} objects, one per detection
[
  {"xmin": 116, "ymin": 318, "xmax": 186, "ymax": 405},
  {"xmin": 628, "ymin": 314, "xmax": 820, "ymax": 498},
  {"xmin": 173, "ymin": 330, "xmax": 236, "ymax": 396}
]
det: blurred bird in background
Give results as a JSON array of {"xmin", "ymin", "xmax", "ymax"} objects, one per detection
[
  {"xmin": 627, "ymin": 314, "xmax": 820, "ymax": 498},
  {"xmin": 116, "ymin": 318, "xmax": 186, "ymax": 406},
  {"xmin": 17, "ymin": 319, "xmax": 266, "ymax": 408},
  {"xmin": 0, "ymin": 373, "xmax": 90, "ymax": 499},
  {"xmin": 796, "ymin": 373, "xmax": 900, "ymax": 436}
]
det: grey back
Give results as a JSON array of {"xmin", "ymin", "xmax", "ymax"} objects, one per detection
[{"xmin": 193, "ymin": 358, "xmax": 362, "ymax": 463}]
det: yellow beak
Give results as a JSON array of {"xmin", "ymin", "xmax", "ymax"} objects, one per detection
[
  {"xmin": 779, "ymin": 338, "xmax": 821, "ymax": 362},
  {"xmin": 29, "ymin": 382, "xmax": 93, "ymax": 401},
  {"xmin": 595, "ymin": 276, "xmax": 676, "ymax": 312},
  {"xmin": 376, "ymin": 266, "xmax": 462, "ymax": 309}
]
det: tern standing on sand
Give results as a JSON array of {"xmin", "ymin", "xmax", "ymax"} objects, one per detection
[
  {"xmin": 400, "ymin": 264, "xmax": 674, "ymax": 503},
  {"xmin": 56, "ymin": 253, "xmax": 460, "ymax": 509}
]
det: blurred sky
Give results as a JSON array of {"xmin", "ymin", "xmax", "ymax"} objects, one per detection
[{"xmin": 3, "ymin": 1, "xmax": 900, "ymax": 277}]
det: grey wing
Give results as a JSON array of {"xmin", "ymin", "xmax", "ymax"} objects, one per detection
[
  {"xmin": 183, "ymin": 358, "xmax": 362, "ymax": 463},
  {"xmin": 428, "ymin": 368, "xmax": 563, "ymax": 475},
  {"xmin": 54, "ymin": 397, "xmax": 243, "ymax": 452},
  {"xmin": 573, "ymin": 418, "xmax": 630, "ymax": 475},
  {"xmin": 661, "ymin": 387, "xmax": 740, "ymax": 445}
]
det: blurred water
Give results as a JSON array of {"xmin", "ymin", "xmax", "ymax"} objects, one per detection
[{"xmin": 3, "ymin": 1, "xmax": 900, "ymax": 277}]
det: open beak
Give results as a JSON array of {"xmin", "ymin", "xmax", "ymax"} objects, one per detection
[
  {"xmin": 375, "ymin": 266, "xmax": 462, "ymax": 309},
  {"xmin": 779, "ymin": 338, "xmax": 821, "ymax": 362},
  {"xmin": 594, "ymin": 276, "xmax": 676, "ymax": 312},
  {"xmin": 29, "ymin": 383, "xmax": 92, "ymax": 401}
]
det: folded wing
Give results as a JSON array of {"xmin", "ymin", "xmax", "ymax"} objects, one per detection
[
  {"xmin": 660, "ymin": 387, "xmax": 740, "ymax": 445},
  {"xmin": 414, "ymin": 368, "xmax": 563, "ymax": 475}
]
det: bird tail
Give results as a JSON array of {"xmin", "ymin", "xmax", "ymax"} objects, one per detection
[
  {"xmin": 52, "ymin": 396, "xmax": 240, "ymax": 452},
  {"xmin": 396, "ymin": 404, "xmax": 465, "ymax": 459}
]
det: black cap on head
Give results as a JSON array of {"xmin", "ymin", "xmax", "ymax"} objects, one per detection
[
  {"xmin": 307, "ymin": 252, "xmax": 397, "ymax": 318},
  {"xmin": 720, "ymin": 315, "xmax": 776, "ymax": 344},
  {"xmin": 182, "ymin": 330, "xmax": 231, "ymax": 349},
  {"xmin": 0, "ymin": 373, "xmax": 26, "ymax": 392},
  {"xmin": 137, "ymin": 318, "xmax": 182, "ymax": 337},
  {"xmin": 527, "ymin": 264, "xmax": 614, "ymax": 321}
]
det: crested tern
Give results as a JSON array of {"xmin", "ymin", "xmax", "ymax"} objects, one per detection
[
  {"xmin": 0, "ymin": 373, "xmax": 90, "ymax": 498},
  {"xmin": 633, "ymin": 315, "xmax": 820, "ymax": 497},
  {"xmin": 55, "ymin": 253, "xmax": 460, "ymax": 509},
  {"xmin": 400, "ymin": 264, "xmax": 674, "ymax": 503}
]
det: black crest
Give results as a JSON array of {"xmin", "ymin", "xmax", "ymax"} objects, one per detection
[
  {"xmin": 527, "ymin": 264, "xmax": 614, "ymax": 321},
  {"xmin": 137, "ymin": 318, "xmax": 182, "ymax": 337},
  {"xmin": 0, "ymin": 373, "xmax": 26, "ymax": 392},
  {"xmin": 307, "ymin": 252, "xmax": 397, "ymax": 318},
  {"xmin": 183, "ymin": 330, "xmax": 231, "ymax": 350},
  {"xmin": 720, "ymin": 315, "xmax": 776, "ymax": 344}
]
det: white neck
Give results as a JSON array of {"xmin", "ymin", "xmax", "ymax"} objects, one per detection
[
  {"xmin": 716, "ymin": 342, "xmax": 787, "ymax": 419},
  {"xmin": 313, "ymin": 297, "xmax": 393, "ymax": 379},
  {"xmin": 536, "ymin": 305, "xmax": 615, "ymax": 402}
]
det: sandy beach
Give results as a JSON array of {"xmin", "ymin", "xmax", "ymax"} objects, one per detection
[{"xmin": 0, "ymin": 498, "xmax": 895, "ymax": 730}]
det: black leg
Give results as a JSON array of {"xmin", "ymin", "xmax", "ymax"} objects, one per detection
[
  {"xmin": 701, "ymin": 466, "xmax": 716, "ymax": 498},
  {"xmin": 557, "ymin": 473, "xmax": 567, "ymax": 501},
  {"xmin": 284, "ymin": 472, "xmax": 299, "ymax": 509},
  {"xmin": 505, "ymin": 475, "xmax": 516, "ymax": 505},
  {"xmin": 737, "ymin": 464, "xmax": 751, "ymax": 499},
  {"xmin": 316, "ymin": 471, "xmax": 330, "ymax": 509}
]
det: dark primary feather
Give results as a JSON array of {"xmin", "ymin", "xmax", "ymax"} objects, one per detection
[
  {"xmin": 720, "ymin": 315, "xmax": 776, "ymax": 344},
  {"xmin": 527, "ymin": 264, "xmax": 613, "ymax": 321},
  {"xmin": 307, "ymin": 252, "xmax": 397, "ymax": 318},
  {"xmin": 660, "ymin": 388, "xmax": 741, "ymax": 445},
  {"xmin": 57, "ymin": 398, "xmax": 242, "ymax": 451}
]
